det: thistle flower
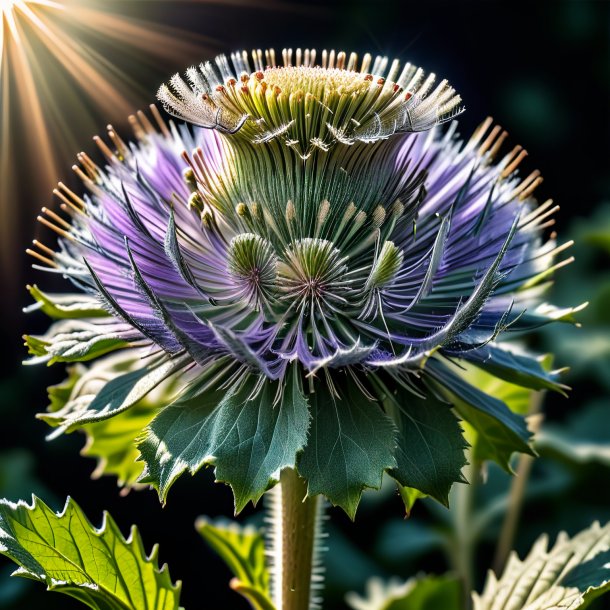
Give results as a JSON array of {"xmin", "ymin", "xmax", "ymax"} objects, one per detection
[{"xmin": 26, "ymin": 48, "xmax": 580, "ymax": 518}]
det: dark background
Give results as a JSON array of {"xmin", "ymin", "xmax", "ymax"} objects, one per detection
[{"xmin": 1, "ymin": 1, "xmax": 609, "ymax": 608}]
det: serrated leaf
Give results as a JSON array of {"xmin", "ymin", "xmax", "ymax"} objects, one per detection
[
  {"xmin": 196, "ymin": 518, "xmax": 274, "ymax": 610},
  {"xmin": 139, "ymin": 368, "xmax": 310, "ymax": 511},
  {"xmin": 386, "ymin": 390, "xmax": 467, "ymax": 508},
  {"xmin": 0, "ymin": 496, "xmax": 182, "ymax": 610},
  {"xmin": 426, "ymin": 359, "xmax": 533, "ymax": 470},
  {"xmin": 474, "ymin": 521, "xmax": 610, "ymax": 610},
  {"xmin": 39, "ymin": 354, "xmax": 188, "ymax": 434},
  {"xmin": 346, "ymin": 575, "xmax": 461, "ymax": 610},
  {"xmin": 297, "ymin": 379, "xmax": 397, "ymax": 519}
]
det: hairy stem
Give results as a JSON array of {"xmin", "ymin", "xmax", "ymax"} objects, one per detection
[{"xmin": 269, "ymin": 468, "xmax": 323, "ymax": 610}]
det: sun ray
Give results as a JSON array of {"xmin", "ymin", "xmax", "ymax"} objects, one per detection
[{"xmin": 0, "ymin": 0, "xmax": 219, "ymax": 300}]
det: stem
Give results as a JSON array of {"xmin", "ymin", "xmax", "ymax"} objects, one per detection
[
  {"xmin": 492, "ymin": 452, "xmax": 534, "ymax": 574},
  {"xmin": 270, "ymin": 468, "xmax": 322, "ymax": 610},
  {"xmin": 492, "ymin": 395, "xmax": 544, "ymax": 575},
  {"xmin": 449, "ymin": 460, "xmax": 480, "ymax": 610}
]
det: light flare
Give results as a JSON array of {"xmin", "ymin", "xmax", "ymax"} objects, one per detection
[{"xmin": 0, "ymin": 0, "xmax": 219, "ymax": 299}]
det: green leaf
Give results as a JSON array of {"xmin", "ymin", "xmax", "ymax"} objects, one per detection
[
  {"xmin": 39, "ymin": 354, "xmax": 188, "ymax": 434},
  {"xmin": 454, "ymin": 358, "xmax": 535, "ymax": 418},
  {"xmin": 474, "ymin": 521, "xmax": 610, "ymax": 610},
  {"xmin": 397, "ymin": 486, "xmax": 428, "ymax": 517},
  {"xmin": 195, "ymin": 518, "xmax": 274, "ymax": 610},
  {"xmin": 24, "ymin": 319, "xmax": 131, "ymax": 364},
  {"xmin": 25, "ymin": 285, "xmax": 108, "ymax": 319},
  {"xmin": 346, "ymin": 575, "xmax": 461, "ymax": 610},
  {"xmin": 535, "ymin": 400, "xmax": 610, "ymax": 468},
  {"xmin": 426, "ymin": 359, "xmax": 533, "ymax": 470},
  {"xmin": 385, "ymin": 390, "xmax": 467, "ymax": 508},
  {"xmin": 0, "ymin": 496, "xmax": 182, "ymax": 610},
  {"xmin": 82, "ymin": 404, "xmax": 158, "ymax": 489},
  {"xmin": 297, "ymin": 378, "xmax": 397, "ymax": 519},
  {"xmin": 461, "ymin": 345, "xmax": 567, "ymax": 394},
  {"xmin": 139, "ymin": 368, "xmax": 310, "ymax": 511},
  {"xmin": 47, "ymin": 364, "xmax": 82, "ymax": 412}
]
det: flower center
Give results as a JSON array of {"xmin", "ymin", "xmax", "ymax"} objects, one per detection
[{"xmin": 158, "ymin": 47, "xmax": 463, "ymax": 154}]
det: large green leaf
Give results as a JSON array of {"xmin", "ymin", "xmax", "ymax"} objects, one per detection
[
  {"xmin": 426, "ymin": 359, "xmax": 533, "ymax": 470},
  {"xmin": 0, "ymin": 496, "xmax": 182, "ymax": 610},
  {"xmin": 196, "ymin": 518, "xmax": 274, "ymax": 610},
  {"xmin": 474, "ymin": 521, "xmax": 610, "ymax": 610},
  {"xmin": 346, "ymin": 575, "xmax": 461, "ymax": 610},
  {"xmin": 385, "ymin": 390, "xmax": 467, "ymax": 508},
  {"xmin": 297, "ymin": 379, "xmax": 397, "ymax": 519},
  {"xmin": 138, "ymin": 368, "xmax": 310, "ymax": 511}
]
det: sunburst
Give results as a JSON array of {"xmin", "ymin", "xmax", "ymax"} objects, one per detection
[{"xmin": 0, "ymin": 0, "xmax": 224, "ymax": 299}]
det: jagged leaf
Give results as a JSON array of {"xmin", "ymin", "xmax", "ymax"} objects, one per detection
[
  {"xmin": 297, "ymin": 379, "xmax": 397, "ymax": 519},
  {"xmin": 0, "ymin": 496, "xmax": 182, "ymax": 610},
  {"xmin": 386, "ymin": 390, "xmax": 467, "ymax": 508},
  {"xmin": 139, "ymin": 368, "xmax": 310, "ymax": 511},
  {"xmin": 426, "ymin": 359, "xmax": 533, "ymax": 469},
  {"xmin": 474, "ymin": 521, "xmax": 610, "ymax": 610},
  {"xmin": 196, "ymin": 518, "xmax": 274, "ymax": 610},
  {"xmin": 346, "ymin": 575, "xmax": 461, "ymax": 610}
]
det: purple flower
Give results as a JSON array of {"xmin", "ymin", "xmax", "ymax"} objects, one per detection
[{"xmin": 26, "ymin": 48, "xmax": 580, "ymax": 516}]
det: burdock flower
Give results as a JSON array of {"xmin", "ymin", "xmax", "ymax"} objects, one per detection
[{"xmin": 26, "ymin": 48, "xmax": 579, "ymax": 518}]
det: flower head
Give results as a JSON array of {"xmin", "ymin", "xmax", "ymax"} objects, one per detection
[{"xmin": 26, "ymin": 48, "xmax": 580, "ymax": 517}]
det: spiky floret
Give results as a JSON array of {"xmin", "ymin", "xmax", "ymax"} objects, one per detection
[
  {"xmin": 25, "ymin": 50, "xmax": 581, "ymax": 517},
  {"xmin": 158, "ymin": 47, "xmax": 463, "ymax": 156}
]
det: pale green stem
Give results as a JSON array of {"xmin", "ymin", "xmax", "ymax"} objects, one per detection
[
  {"xmin": 492, "ymin": 395, "xmax": 544, "ymax": 575},
  {"xmin": 271, "ymin": 468, "xmax": 322, "ymax": 610},
  {"xmin": 492, "ymin": 452, "xmax": 535, "ymax": 575},
  {"xmin": 449, "ymin": 460, "xmax": 480, "ymax": 610}
]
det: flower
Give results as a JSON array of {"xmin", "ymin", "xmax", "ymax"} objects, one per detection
[{"xmin": 26, "ymin": 47, "xmax": 580, "ymax": 517}]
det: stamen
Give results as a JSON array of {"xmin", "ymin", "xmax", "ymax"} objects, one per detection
[
  {"xmin": 107, "ymin": 125, "xmax": 128, "ymax": 159},
  {"xmin": 26, "ymin": 247, "xmax": 57, "ymax": 268},
  {"xmin": 128, "ymin": 114, "xmax": 146, "ymax": 139},
  {"xmin": 93, "ymin": 135, "xmax": 116, "ymax": 162},
  {"xmin": 57, "ymin": 182, "xmax": 86, "ymax": 209},
  {"xmin": 37, "ymin": 215, "xmax": 69, "ymax": 237},
  {"xmin": 53, "ymin": 188, "xmax": 84, "ymax": 214},
  {"xmin": 518, "ymin": 176, "xmax": 544, "ymax": 201},
  {"xmin": 137, "ymin": 109, "xmax": 156, "ymax": 135},
  {"xmin": 149, "ymin": 104, "xmax": 171, "ymax": 137},
  {"xmin": 41, "ymin": 207, "xmax": 71, "ymax": 230}
]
